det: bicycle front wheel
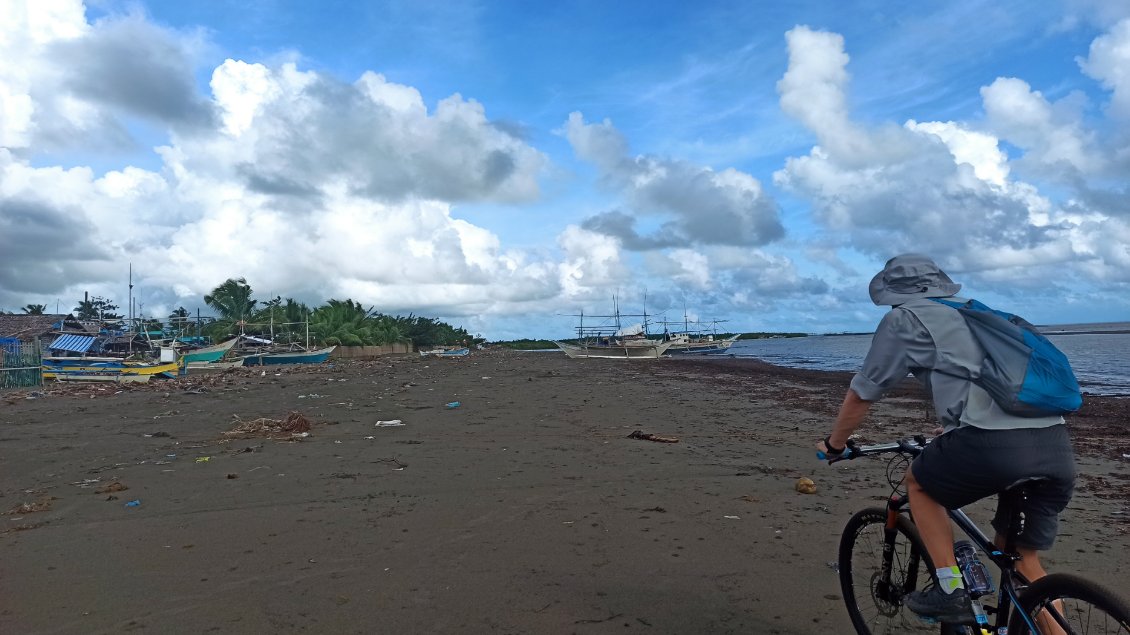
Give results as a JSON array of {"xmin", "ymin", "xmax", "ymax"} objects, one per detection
[
  {"xmin": 839, "ymin": 507, "xmax": 941, "ymax": 634},
  {"xmin": 1007, "ymin": 572, "xmax": 1130, "ymax": 634}
]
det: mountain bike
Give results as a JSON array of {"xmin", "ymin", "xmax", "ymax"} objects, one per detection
[{"xmin": 820, "ymin": 436, "xmax": 1130, "ymax": 634}]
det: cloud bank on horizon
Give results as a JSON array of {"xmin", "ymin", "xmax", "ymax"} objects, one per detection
[{"xmin": 1, "ymin": 0, "xmax": 1128, "ymax": 338}]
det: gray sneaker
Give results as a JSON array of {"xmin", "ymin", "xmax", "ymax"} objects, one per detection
[{"xmin": 903, "ymin": 586, "xmax": 977, "ymax": 625}]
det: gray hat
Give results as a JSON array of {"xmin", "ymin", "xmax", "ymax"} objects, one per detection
[{"xmin": 868, "ymin": 253, "xmax": 961, "ymax": 306}]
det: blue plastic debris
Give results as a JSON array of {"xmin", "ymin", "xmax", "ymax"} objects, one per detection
[
  {"xmin": 125, "ymin": 499, "xmax": 141, "ymax": 508},
  {"xmin": 445, "ymin": 401, "xmax": 461, "ymax": 409}
]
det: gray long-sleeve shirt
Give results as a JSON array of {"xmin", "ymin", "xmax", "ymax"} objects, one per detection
[{"xmin": 849, "ymin": 298, "xmax": 1064, "ymax": 431}]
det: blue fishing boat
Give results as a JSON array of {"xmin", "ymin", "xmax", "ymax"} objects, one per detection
[{"xmin": 240, "ymin": 346, "xmax": 336, "ymax": 366}]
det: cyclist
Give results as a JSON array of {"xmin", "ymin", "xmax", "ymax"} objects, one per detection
[{"xmin": 816, "ymin": 253, "xmax": 1076, "ymax": 626}]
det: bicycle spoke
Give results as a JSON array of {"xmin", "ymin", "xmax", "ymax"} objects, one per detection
[
  {"xmin": 1011, "ymin": 576, "xmax": 1130, "ymax": 635},
  {"xmin": 841, "ymin": 510, "xmax": 937, "ymax": 634}
]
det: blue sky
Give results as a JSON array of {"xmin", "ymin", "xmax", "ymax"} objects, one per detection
[{"xmin": 2, "ymin": 0, "xmax": 1129, "ymax": 338}]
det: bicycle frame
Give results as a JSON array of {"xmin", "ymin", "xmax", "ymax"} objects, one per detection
[{"xmin": 882, "ymin": 492, "xmax": 1054, "ymax": 634}]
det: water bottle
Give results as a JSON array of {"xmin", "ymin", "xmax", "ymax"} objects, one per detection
[{"xmin": 954, "ymin": 540, "xmax": 994, "ymax": 597}]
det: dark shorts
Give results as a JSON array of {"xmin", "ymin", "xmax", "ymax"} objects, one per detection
[{"xmin": 910, "ymin": 424, "xmax": 1075, "ymax": 550}]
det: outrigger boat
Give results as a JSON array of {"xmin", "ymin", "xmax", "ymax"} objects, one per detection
[
  {"xmin": 179, "ymin": 338, "xmax": 238, "ymax": 364},
  {"xmin": 53, "ymin": 373, "xmax": 152, "ymax": 384},
  {"xmin": 419, "ymin": 347, "xmax": 470, "ymax": 357},
  {"xmin": 657, "ymin": 313, "xmax": 739, "ymax": 355},
  {"xmin": 554, "ymin": 302, "xmax": 673, "ymax": 359},
  {"xmin": 662, "ymin": 332, "xmax": 740, "ymax": 354},
  {"xmin": 240, "ymin": 346, "xmax": 336, "ymax": 366},
  {"xmin": 554, "ymin": 335, "xmax": 673, "ymax": 359},
  {"xmin": 186, "ymin": 358, "xmax": 246, "ymax": 373},
  {"xmin": 42, "ymin": 358, "xmax": 182, "ymax": 381}
]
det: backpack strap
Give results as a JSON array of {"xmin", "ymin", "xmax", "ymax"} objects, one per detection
[{"xmin": 929, "ymin": 297, "xmax": 966, "ymax": 310}]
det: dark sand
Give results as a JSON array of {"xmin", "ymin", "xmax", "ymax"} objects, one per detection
[{"xmin": 2, "ymin": 351, "xmax": 1128, "ymax": 634}]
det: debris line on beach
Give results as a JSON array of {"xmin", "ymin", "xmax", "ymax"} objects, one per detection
[{"xmin": 224, "ymin": 411, "xmax": 315, "ymax": 438}]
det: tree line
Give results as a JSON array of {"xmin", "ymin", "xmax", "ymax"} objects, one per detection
[{"xmin": 2, "ymin": 278, "xmax": 478, "ymax": 348}]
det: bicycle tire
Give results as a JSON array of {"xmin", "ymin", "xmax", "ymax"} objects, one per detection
[
  {"xmin": 839, "ymin": 507, "xmax": 944, "ymax": 634},
  {"xmin": 1007, "ymin": 572, "xmax": 1130, "ymax": 634}
]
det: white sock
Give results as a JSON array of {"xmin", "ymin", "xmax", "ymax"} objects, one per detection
[{"xmin": 936, "ymin": 566, "xmax": 965, "ymax": 594}]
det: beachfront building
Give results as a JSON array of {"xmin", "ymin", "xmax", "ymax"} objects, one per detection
[{"xmin": 0, "ymin": 314, "xmax": 90, "ymax": 347}]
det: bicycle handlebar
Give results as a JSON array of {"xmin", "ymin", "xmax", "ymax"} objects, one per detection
[{"xmin": 817, "ymin": 436, "xmax": 928, "ymax": 464}]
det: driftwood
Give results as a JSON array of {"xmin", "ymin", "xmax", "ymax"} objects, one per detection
[{"xmin": 627, "ymin": 430, "xmax": 679, "ymax": 443}]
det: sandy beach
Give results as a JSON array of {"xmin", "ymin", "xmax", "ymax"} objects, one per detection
[{"xmin": 2, "ymin": 351, "xmax": 1127, "ymax": 634}]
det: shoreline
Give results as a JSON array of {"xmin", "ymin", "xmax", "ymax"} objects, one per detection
[{"xmin": 3, "ymin": 351, "xmax": 1127, "ymax": 634}]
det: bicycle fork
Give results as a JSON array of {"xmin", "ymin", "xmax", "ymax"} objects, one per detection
[{"xmin": 881, "ymin": 505, "xmax": 923, "ymax": 605}]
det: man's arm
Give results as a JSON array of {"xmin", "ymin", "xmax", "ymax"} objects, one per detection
[{"xmin": 816, "ymin": 388, "xmax": 873, "ymax": 454}]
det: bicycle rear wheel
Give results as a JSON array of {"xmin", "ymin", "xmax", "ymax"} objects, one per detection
[
  {"xmin": 1007, "ymin": 572, "xmax": 1130, "ymax": 634},
  {"xmin": 839, "ymin": 507, "xmax": 943, "ymax": 634}
]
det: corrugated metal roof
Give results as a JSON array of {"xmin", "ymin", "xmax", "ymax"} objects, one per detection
[{"xmin": 48, "ymin": 334, "xmax": 97, "ymax": 353}]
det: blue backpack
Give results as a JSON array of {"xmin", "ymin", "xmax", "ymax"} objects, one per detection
[{"xmin": 930, "ymin": 298, "xmax": 1083, "ymax": 417}]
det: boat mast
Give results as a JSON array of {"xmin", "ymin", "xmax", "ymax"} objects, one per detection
[
  {"xmin": 642, "ymin": 289, "xmax": 649, "ymax": 336},
  {"xmin": 128, "ymin": 263, "xmax": 134, "ymax": 354}
]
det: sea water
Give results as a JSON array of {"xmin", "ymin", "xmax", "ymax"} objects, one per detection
[{"xmin": 723, "ymin": 322, "xmax": 1130, "ymax": 396}]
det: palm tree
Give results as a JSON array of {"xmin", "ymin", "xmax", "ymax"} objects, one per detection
[
  {"xmin": 204, "ymin": 279, "xmax": 257, "ymax": 322},
  {"xmin": 310, "ymin": 299, "xmax": 377, "ymax": 346},
  {"xmin": 204, "ymin": 278, "xmax": 257, "ymax": 338},
  {"xmin": 251, "ymin": 296, "xmax": 311, "ymax": 344},
  {"xmin": 168, "ymin": 307, "xmax": 192, "ymax": 338},
  {"xmin": 74, "ymin": 296, "xmax": 121, "ymax": 320},
  {"xmin": 21, "ymin": 304, "xmax": 46, "ymax": 315}
]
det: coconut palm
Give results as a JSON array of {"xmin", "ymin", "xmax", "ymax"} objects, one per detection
[
  {"xmin": 204, "ymin": 279, "xmax": 256, "ymax": 322},
  {"xmin": 310, "ymin": 299, "xmax": 377, "ymax": 346},
  {"xmin": 204, "ymin": 278, "xmax": 257, "ymax": 338},
  {"xmin": 21, "ymin": 304, "xmax": 46, "ymax": 315},
  {"xmin": 74, "ymin": 296, "xmax": 121, "ymax": 320}
]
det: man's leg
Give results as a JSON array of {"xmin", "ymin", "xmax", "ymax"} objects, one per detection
[
  {"xmin": 906, "ymin": 466, "xmax": 957, "ymax": 569},
  {"xmin": 994, "ymin": 536, "xmax": 1065, "ymax": 635},
  {"xmin": 901, "ymin": 467, "xmax": 976, "ymax": 624}
]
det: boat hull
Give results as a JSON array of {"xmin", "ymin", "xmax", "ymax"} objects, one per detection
[
  {"xmin": 664, "ymin": 335, "xmax": 740, "ymax": 355},
  {"xmin": 43, "ymin": 358, "xmax": 182, "ymax": 380},
  {"xmin": 53, "ymin": 373, "xmax": 152, "ymax": 384},
  {"xmin": 187, "ymin": 358, "xmax": 246, "ymax": 373},
  {"xmin": 240, "ymin": 346, "xmax": 336, "ymax": 366},
  {"xmin": 180, "ymin": 338, "xmax": 238, "ymax": 364},
  {"xmin": 554, "ymin": 340, "xmax": 673, "ymax": 359},
  {"xmin": 420, "ymin": 347, "xmax": 470, "ymax": 357}
]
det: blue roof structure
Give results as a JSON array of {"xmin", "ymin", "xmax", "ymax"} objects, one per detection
[{"xmin": 48, "ymin": 334, "xmax": 97, "ymax": 353}]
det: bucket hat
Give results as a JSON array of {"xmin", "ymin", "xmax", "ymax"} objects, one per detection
[{"xmin": 868, "ymin": 253, "xmax": 961, "ymax": 306}]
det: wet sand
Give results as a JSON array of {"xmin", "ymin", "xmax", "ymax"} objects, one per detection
[{"xmin": 2, "ymin": 350, "xmax": 1128, "ymax": 634}]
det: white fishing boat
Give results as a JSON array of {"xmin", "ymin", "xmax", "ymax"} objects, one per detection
[
  {"xmin": 663, "ymin": 332, "xmax": 740, "ymax": 355},
  {"xmin": 656, "ymin": 313, "xmax": 739, "ymax": 355},
  {"xmin": 419, "ymin": 347, "xmax": 470, "ymax": 357},
  {"xmin": 554, "ymin": 321, "xmax": 673, "ymax": 359},
  {"xmin": 554, "ymin": 337, "xmax": 673, "ymax": 359}
]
